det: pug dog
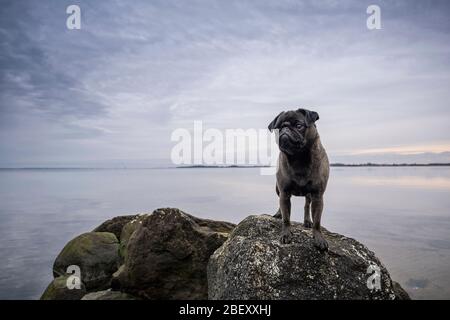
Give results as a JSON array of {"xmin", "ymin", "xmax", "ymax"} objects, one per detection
[{"xmin": 269, "ymin": 108, "xmax": 330, "ymax": 251}]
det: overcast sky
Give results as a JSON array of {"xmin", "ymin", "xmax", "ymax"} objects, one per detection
[{"xmin": 1, "ymin": 0, "xmax": 450, "ymax": 167}]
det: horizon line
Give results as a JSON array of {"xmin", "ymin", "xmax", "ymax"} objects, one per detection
[{"xmin": 1, "ymin": 162, "xmax": 450, "ymax": 170}]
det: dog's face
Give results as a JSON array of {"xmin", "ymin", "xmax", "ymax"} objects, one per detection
[{"xmin": 268, "ymin": 108, "xmax": 319, "ymax": 156}]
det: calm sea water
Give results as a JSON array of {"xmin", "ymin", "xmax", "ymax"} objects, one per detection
[{"xmin": 0, "ymin": 167, "xmax": 449, "ymax": 299}]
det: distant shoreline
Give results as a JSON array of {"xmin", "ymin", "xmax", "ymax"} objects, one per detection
[
  {"xmin": 1, "ymin": 163, "xmax": 450, "ymax": 170},
  {"xmin": 331, "ymin": 163, "xmax": 450, "ymax": 167},
  {"xmin": 177, "ymin": 163, "xmax": 450, "ymax": 168}
]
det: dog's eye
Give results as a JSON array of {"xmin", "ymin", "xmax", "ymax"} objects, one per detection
[{"xmin": 296, "ymin": 124, "xmax": 304, "ymax": 129}]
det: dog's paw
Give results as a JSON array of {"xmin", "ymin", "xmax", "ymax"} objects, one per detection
[
  {"xmin": 303, "ymin": 220, "xmax": 313, "ymax": 228},
  {"xmin": 280, "ymin": 229, "xmax": 293, "ymax": 244},
  {"xmin": 313, "ymin": 234, "xmax": 328, "ymax": 251}
]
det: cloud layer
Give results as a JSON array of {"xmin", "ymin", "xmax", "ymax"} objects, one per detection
[{"xmin": 1, "ymin": 0, "xmax": 450, "ymax": 166}]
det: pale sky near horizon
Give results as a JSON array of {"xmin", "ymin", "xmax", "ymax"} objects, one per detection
[{"xmin": 1, "ymin": 0, "xmax": 450, "ymax": 167}]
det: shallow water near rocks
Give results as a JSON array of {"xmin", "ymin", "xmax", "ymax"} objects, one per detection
[{"xmin": 0, "ymin": 167, "xmax": 449, "ymax": 299}]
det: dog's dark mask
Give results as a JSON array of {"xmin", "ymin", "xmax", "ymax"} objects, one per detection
[{"xmin": 268, "ymin": 108, "xmax": 319, "ymax": 156}]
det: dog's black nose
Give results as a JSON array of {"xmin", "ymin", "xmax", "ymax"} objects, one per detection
[{"xmin": 279, "ymin": 133, "xmax": 290, "ymax": 144}]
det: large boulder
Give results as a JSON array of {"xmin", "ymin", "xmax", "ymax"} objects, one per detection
[
  {"xmin": 40, "ymin": 275, "xmax": 87, "ymax": 300},
  {"xmin": 116, "ymin": 208, "xmax": 235, "ymax": 299},
  {"xmin": 53, "ymin": 232, "xmax": 120, "ymax": 291},
  {"xmin": 208, "ymin": 215, "xmax": 410, "ymax": 300}
]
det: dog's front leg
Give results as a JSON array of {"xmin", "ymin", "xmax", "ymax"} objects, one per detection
[
  {"xmin": 279, "ymin": 192, "xmax": 292, "ymax": 244},
  {"xmin": 311, "ymin": 195, "xmax": 328, "ymax": 251},
  {"xmin": 303, "ymin": 194, "xmax": 313, "ymax": 228}
]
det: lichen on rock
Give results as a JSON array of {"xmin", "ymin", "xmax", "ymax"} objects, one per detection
[{"xmin": 207, "ymin": 214, "xmax": 410, "ymax": 300}]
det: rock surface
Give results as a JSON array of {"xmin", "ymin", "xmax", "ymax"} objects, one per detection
[
  {"xmin": 81, "ymin": 289, "xmax": 138, "ymax": 300},
  {"xmin": 208, "ymin": 215, "xmax": 410, "ymax": 300},
  {"xmin": 115, "ymin": 208, "xmax": 235, "ymax": 299},
  {"xmin": 53, "ymin": 232, "xmax": 120, "ymax": 290},
  {"xmin": 93, "ymin": 215, "xmax": 138, "ymax": 241},
  {"xmin": 42, "ymin": 208, "xmax": 409, "ymax": 300},
  {"xmin": 40, "ymin": 275, "xmax": 87, "ymax": 300},
  {"xmin": 119, "ymin": 214, "xmax": 147, "ymax": 259}
]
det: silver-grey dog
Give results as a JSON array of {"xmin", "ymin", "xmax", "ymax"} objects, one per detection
[{"xmin": 269, "ymin": 108, "xmax": 330, "ymax": 251}]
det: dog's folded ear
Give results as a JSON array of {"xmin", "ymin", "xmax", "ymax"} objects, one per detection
[
  {"xmin": 297, "ymin": 108, "xmax": 319, "ymax": 127},
  {"xmin": 268, "ymin": 111, "xmax": 284, "ymax": 132}
]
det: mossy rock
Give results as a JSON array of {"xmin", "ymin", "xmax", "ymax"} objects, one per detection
[
  {"xmin": 81, "ymin": 289, "xmax": 139, "ymax": 300},
  {"xmin": 119, "ymin": 215, "xmax": 148, "ymax": 259},
  {"xmin": 53, "ymin": 232, "xmax": 120, "ymax": 291},
  {"xmin": 94, "ymin": 215, "xmax": 138, "ymax": 240},
  {"xmin": 40, "ymin": 275, "xmax": 86, "ymax": 300}
]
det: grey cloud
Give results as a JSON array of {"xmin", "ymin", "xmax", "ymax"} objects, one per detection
[
  {"xmin": 0, "ymin": 0, "xmax": 450, "ymax": 166},
  {"xmin": 0, "ymin": 1, "xmax": 108, "ymax": 121}
]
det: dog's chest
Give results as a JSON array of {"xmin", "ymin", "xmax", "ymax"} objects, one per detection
[{"xmin": 288, "ymin": 177, "xmax": 315, "ymax": 196}]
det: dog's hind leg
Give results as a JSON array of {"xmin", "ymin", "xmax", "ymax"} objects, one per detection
[
  {"xmin": 303, "ymin": 194, "xmax": 312, "ymax": 228},
  {"xmin": 273, "ymin": 208, "xmax": 281, "ymax": 218}
]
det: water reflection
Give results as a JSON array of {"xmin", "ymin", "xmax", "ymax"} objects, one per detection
[{"xmin": 352, "ymin": 176, "xmax": 450, "ymax": 190}]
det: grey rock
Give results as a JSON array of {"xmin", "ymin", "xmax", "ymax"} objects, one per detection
[
  {"xmin": 53, "ymin": 232, "xmax": 121, "ymax": 291},
  {"xmin": 208, "ymin": 215, "xmax": 410, "ymax": 300},
  {"xmin": 392, "ymin": 281, "xmax": 411, "ymax": 300}
]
